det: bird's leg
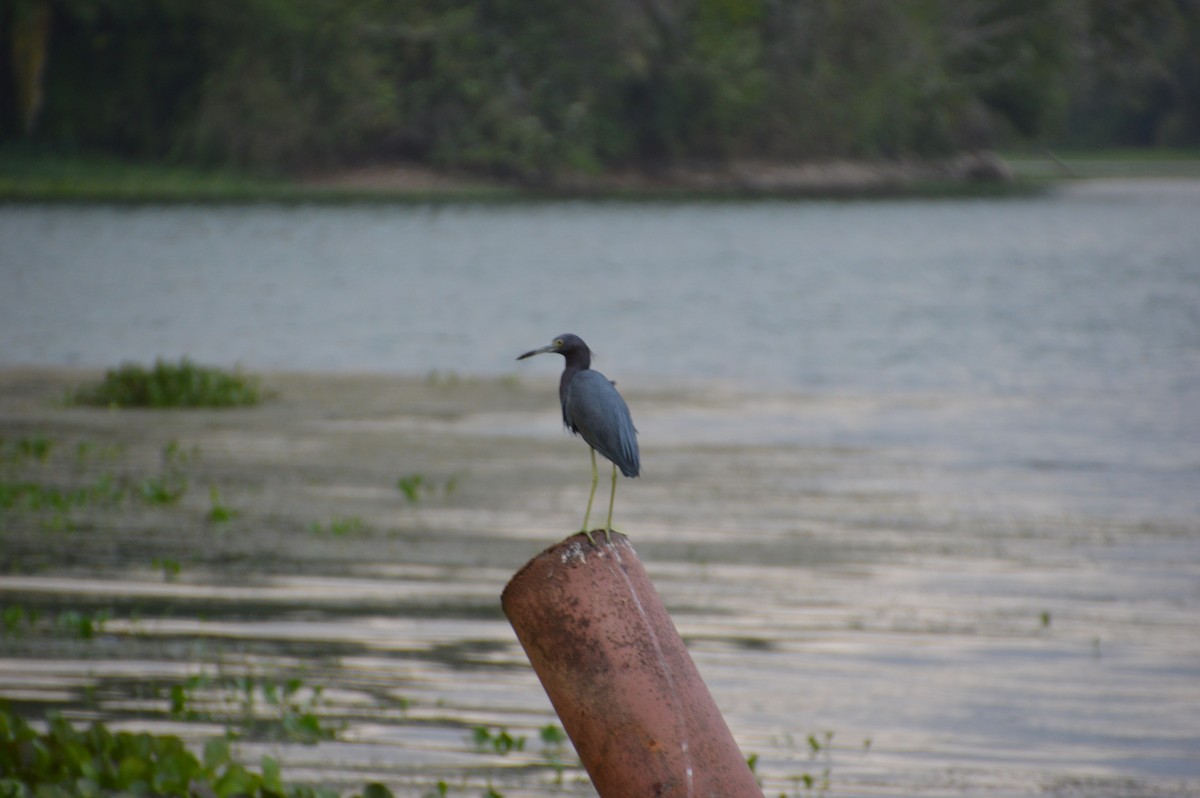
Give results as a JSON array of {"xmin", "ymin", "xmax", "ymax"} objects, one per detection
[
  {"xmin": 604, "ymin": 463, "xmax": 618, "ymax": 543},
  {"xmin": 581, "ymin": 449, "xmax": 599, "ymax": 544}
]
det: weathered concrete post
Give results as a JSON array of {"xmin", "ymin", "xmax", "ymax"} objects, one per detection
[{"xmin": 502, "ymin": 531, "xmax": 763, "ymax": 798}]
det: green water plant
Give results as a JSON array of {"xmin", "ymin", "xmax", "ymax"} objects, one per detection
[
  {"xmin": 0, "ymin": 704, "xmax": 386, "ymax": 798},
  {"xmin": 396, "ymin": 474, "xmax": 425, "ymax": 503},
  {"xmin": 167, "ymin": 674, "xmax": 339, "ymax": 743},
  {"xmin": 0, "ymin": 606, "xmax": 115, "ymax": 640},
  {"xmin": 208, "ymin": 487, "xmax": 234, "ymax": 523},
  {"xmin": 0, "ymin": 475, "xmax": 127, "ymax": 513},
  {"xmin": 396, "ymin": 473, "xmax": 458, "ymax": 504},
  {"xmin": 56, "ymin": 609, "xmax": 111, "ymax": 640},
  {"xmin": 538, "ymin": 723, "xmax": 570, "ymax": 784},
  {"xmin": 14, "ymin": 436, "xmax": 53, "ymax": 463},
  {"xmin": 138, "ymin": 474, "xmax": 187, "ymax": 505},
  {"xmin": 73, "ymin": 358, "xmax": 263, "ymax": 408},
  {"xmin": 422, "ymin": 782, "xmax": 450, "ymax": 798},
  {"xmin": 308, "ymin": 516, "xmax": 370, "ymax": 537},
  {"xmin": 153, "ymin": 557, "xmax": 182, "ymax": 581},
  {"xmin": 470, "ymin": 725, "xmax": 525, "ymax": 755},
  {"xmin": 1, "ymin": 605, "xmax": 39, "ymax": 636}
]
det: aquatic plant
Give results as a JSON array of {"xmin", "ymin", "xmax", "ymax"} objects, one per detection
[
  {"xmin": 0, "ymin": 605, "xmax": 115, "ymax": 640},
  {"xmin": 397, "ymin": 474, "xmax": 425, "ymax": 503},
  {"xmin": 56, "ymin": 609, "xmax": 111, "ymax": 640},
  {"xmin": 14, "ymin": 436, "xmax": 53, "ymax": 463},
  {"xmin": 538, "ymin": 723, "xmax": 567, "ymax": 750},
  {"xmin": 470, "ymin": 725, "xmax": 525, "ymax": 755},
  {"xmin": 538, "ymin": 723, "xmax": 570, "ymax": 784},
  {"xmin": 168, "ymin": 674, "xmax": 340, "ymax": 744},
  {"xmin": 153, "ymin": 557, "xmax": 182, "ymax": 581},
  {"xmin": 162, "ymin": 439, "xmax": 201, "ymax": 467},
  {"xmin": 1, "ymin": 605, "xmax": 38, "ymax": 636},
  {"xmin": 309, "ymin": 516, "xmax": 370, "ymax": 537},
  {"xmin": 0, "ymin": 477, "xmax": 120, "ymax": 513},
  {"xmin": 207, "ymin": 487, "xmax": 234, "ymax": 524},
  {"xmin": 0, "ymin": 704, "xmax": 387, "ymax": 798},
  {"xmin": 138, "ymin": 474, "xmax": 187, "ymax": 505},
  {"xmin": 396, "ymin": 473, "xmax": 459, "ymax": 504},
  {"xmin": 422, "ymin": 782, "xmax": 450, "ymax": 798},
  {"xmin": 72, "ymin": 358, "xmax": 263, "ymax": 408}
]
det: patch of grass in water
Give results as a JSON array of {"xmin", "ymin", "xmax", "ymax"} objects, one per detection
[
  {"xmin": 396, "ymin": 473, "xmax": 459, "ymax": 503},
  {"xmin": 0, "ymin": 702, "xmax": 388, "ymax": 798},
  {"xmin": 309, "ymin": 516, "xmax": 370, "ymax": 537},
  {"xmin": 138, "ymin": 473, "xmax": 188, "ymax": 505},
  {"xmin": 0, "ymin": 476, "xmax": 126, "ymax": 512},
  {"xmin": 0, "ymin": 605, "xmax": 112, "ymax": 640},
  {"xmin": 208, "ymin": 487, "xmax": 235, "ymax": 524},
  {"xmin": 72, "ymin": 358, "xmax": 264, "ymax": 409},
  {"xmin": 470, "ymin": 724, "xmax": 525, "ymax": 755},
  {"xmin": 167, "ymin": 673, "xmax": 341, "ymax": 744}
]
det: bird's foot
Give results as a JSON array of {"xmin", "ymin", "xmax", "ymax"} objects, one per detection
[{"xmin": 580, "ymin": 528, "xmax": 620, "ymax": 546}]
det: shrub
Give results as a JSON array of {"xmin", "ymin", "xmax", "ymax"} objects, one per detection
[{"xmin": 73, "ymin": 358, "xmax": 262, "ymax": 409}]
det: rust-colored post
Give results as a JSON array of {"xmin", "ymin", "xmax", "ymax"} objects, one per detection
[{"xmin": 502, "ymin": 532, "xmax": 763, "ymax": 798}]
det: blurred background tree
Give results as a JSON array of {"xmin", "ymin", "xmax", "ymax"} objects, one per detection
[{"xmin": 1, "ymin": 0, "xmax": 1196, "ymax": 179}]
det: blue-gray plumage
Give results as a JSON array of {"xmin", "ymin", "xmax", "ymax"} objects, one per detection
[{"xmin": 518, "ymin": 334, "xmax": 639, "ymax": 543}]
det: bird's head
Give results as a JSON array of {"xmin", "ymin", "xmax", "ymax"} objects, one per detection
[{"xmin": 517, "ymin": 333, "xmax": 592, "ymax": 366}]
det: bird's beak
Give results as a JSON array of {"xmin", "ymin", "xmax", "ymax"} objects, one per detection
[{"xmin": 517, "ymin": 344, "xmax": 557, "ymax": 360}]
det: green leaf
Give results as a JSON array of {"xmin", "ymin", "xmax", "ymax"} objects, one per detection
[
  {"xmin": 213, "ymin": 765, "xmax": 261, "ymax": 798},
  {"xmin": 362, "ymin": 783, "xmax": 394, "ymax": 798},
  {"xmin": 204, "ymin": 737, "xmax": 231, "ymax": 771},
  {"xmin": 261, "ymin": 755, "xmax": 282, "ymax": 794}
]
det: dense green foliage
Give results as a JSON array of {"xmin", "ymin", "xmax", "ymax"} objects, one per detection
[
  {"xmin": 0, "ymin": 704, "xmax": 388, "ymax": 798},
  {"xmin": 72, "ymin": 359, "xmax": 262, "ymax": 409},
  {"xmin": 2, "ymin": 0, "xmax": 1198, "ymax": 179}
]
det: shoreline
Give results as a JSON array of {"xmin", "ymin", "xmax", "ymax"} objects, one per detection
[{"xmin": 11, "ymin": 148, "xmax": 1200, "ymax": 204}]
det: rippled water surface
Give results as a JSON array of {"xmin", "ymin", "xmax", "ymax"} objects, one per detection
[{"xmin": 1, "ymin": 181, "xmax": 1198, "ymax": 796}]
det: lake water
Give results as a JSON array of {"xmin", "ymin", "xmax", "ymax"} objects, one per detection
[
  {"xmin": 3, "ymin": 181, "xmax": 1198, "ymax": 524},
  {"xmin": 1, "ymin": 181, "xmax": 1198, "ymax": 796}
]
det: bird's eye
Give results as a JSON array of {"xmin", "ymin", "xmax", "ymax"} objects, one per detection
[{"xmin": 553, "ymin": 339, "xmax": 563, "ymax": 347}]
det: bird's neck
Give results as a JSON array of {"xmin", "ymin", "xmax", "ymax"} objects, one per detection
[{"xmin": 559, "ymin": 362, "xmax": 586, "ymax": 399}]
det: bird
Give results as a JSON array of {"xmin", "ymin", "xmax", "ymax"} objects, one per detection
[{"xmin": 517, "ymin": 334, "xmax": 639, "ymax": 544}]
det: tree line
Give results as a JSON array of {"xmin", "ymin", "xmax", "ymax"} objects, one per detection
[{"xmin": 3, "ymin": 0, "xmax": 1197, "ymax": 180}]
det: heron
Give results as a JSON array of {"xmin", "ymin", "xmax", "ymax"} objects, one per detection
[{"xmin": 517, "ymin": 334, "xmax": 639, "ymax": 544}]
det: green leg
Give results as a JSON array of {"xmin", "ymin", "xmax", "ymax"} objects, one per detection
[
  {"xmin": 581, "ymin": 449, "xmax": 599, "ymax": 544},
  {"xmin": 604, "ymin": 463, "xmax": 618, "ymax": 542}
]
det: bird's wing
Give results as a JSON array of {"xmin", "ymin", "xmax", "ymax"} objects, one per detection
[{"xmin": 565, "ymin": 370, "xmax": 640, "ymax": 478}]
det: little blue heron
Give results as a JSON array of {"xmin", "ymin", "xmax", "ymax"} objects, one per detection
[{"xmin": 517, "ymin": 334, "xmax": 640, "ymax": 543}]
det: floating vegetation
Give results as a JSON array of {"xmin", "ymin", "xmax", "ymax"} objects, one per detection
[
  {"xmin": 0, "ymin": 606, "xmax": 111, "ymax": 641},
  {"xmin": 396, "ymin": 473, "xmax": 425, "ymax": 503},
  {"xmin": 538, "ymin": 724, "xmax": 570, "ymax": 785},
  {"xmin": 0, "ymin": 434, "xmax": 231, "ymax": 533},
  {"xmin": 13, "ymin": 435, "xmax": 53, "ymax": 463},
  {"xmin": 470, "ymin": 725, "xmax": 525, "ymax": 755},
  {"xmin": 168, "ymin": 674, "xmax": 340, "ymax": 744},
  {"xmin": 308, "ymin": 516, "xmax": 370, "ymax": 537},
  {"xmin": 396, "ymin": 473, "xmax": 458, "ymax": 504},
  {"xmin": 152, "ymin": 557, "xmax": 183, "ymax": 581},
  {"xmin": 72, "ymin": 358, "xmax": 263, "ymax": 409},
  {"xmin": 55, "ymin": 609, "xmax": 111, "ymax": 641},
  {"xmin": 0, "ymin": 478, "xmax": 121, "ymax": 513},
  {"xmin": 207, "ymin": 486, "xmax": 235, "ymax": 524},
  {"xmin": 0, "ymin": 704, "xmax": 386, "ymax": 798},
  {"xmin": 137, "ymin": 474, "xmax": 188, "ymax": 506}
]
